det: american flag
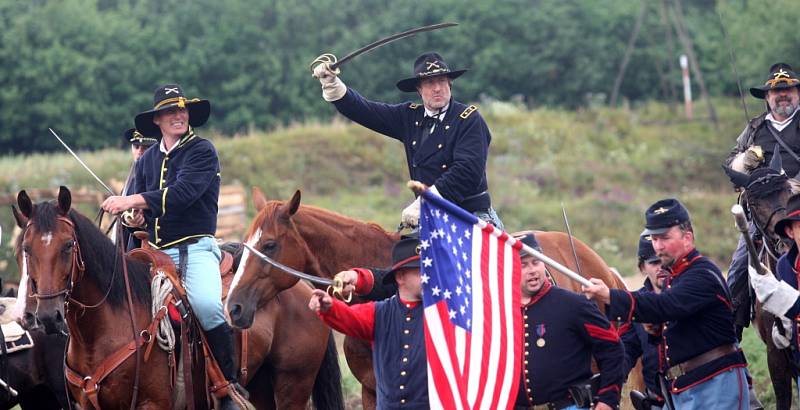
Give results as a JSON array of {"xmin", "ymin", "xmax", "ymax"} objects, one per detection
[{"xmin": 420, "ymin": 190, "xmax": 522, "ymax": 410}]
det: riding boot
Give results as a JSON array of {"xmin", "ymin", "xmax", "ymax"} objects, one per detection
[{"xmin": 206, "ymin": 323, "xmax": 253, "ymax": 410}]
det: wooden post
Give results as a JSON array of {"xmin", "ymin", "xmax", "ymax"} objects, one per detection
[{"xmin": 680, "ymin": 54, "xmax": 693, "ymax": 119}]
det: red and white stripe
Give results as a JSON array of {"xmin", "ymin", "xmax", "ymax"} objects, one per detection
[{"xmin": 424, "ymin": 223, "xmax": 522, "ymax": 410}]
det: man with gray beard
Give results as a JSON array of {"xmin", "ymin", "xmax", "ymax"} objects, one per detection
[{"xmin": 724, "ymin": 62, "xmax": 800, "ymax": 342}]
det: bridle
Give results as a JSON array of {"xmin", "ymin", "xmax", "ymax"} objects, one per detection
[
  {"xmin": 740, "ymin": 175, "xmax": 789, "ymax": 262},
  {"xmin": 24, "ymin": 216, "xmax": 85, "ymax": 304}
]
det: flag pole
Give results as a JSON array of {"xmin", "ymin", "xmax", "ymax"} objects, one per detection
[{"xmin": 409, "ymin": 181, "xmax": 593, "ymax": 288}]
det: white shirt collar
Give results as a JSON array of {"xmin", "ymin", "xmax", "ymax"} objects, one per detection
[
  {"xmin": 424, "ymin": 103, "xmax": 449, "ymax": 120},
  {"xmin": 766, "ymin": 107, "xmax": 800, "ymax": 131}
]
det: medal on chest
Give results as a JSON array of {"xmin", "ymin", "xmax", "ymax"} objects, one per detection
[{"xmin": 535, "ymin": 324, "xmax": 546, "ymax": 347}]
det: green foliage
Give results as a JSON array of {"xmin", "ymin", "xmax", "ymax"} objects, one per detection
[{"xmin": 1, "ymin": 0, "xmax": 798, "ymax": 153}]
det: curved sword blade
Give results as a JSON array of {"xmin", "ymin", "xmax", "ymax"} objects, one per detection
[
  {"xmin": 242, "ymin": 242, "xmax": 334, "ymax": 286},
  {"xmin": 49, "ymin": 128, "xmax": 116, "ymax": 195},
  {"xmin": 561, "ymin": 203, "xmax": 584, "ymax": 277},
  {"xmin": 330, "ymin": 22, "xmax": 458, "ymax": 70}
]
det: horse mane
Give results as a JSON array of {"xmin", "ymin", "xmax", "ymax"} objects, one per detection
[
  {"xmin": 18, "ymin": 200, "xmax": 151, "ymax": 308},
  {"xmin": 249, "ymin": 201, "xmax": 400, "ymax": 274}
]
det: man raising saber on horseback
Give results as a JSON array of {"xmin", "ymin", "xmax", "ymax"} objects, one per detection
[
  {"xmin": 312, "ymin": 51, "xmax": 503, "ymax": 230},
  {"xmin": 101, "ymin": 84, "xmax": 251, "ymax": 409}
]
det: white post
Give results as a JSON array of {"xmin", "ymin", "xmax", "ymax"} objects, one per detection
[{"xmin": 680, "ymin": 54, "xmax": 693, "ymax": 119}]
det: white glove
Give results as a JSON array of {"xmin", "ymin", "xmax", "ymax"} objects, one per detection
[
  {"xmin": 749, "ymin": 264, "xmax": 800, "ymax": 317},
  {"xmin": 772, "ymin": 316, "xmax": 793, "ymax": 349},
  {"xmin": 312, "ymin": 63, "xmax": 346, "ymax": 102},
  {"xmin": 730, "ymin": 146, "xmax": 764, "ymax": 172},
  {"xmin": 401, "ymin": 196, "xmax": 421, "ymax": 227}
]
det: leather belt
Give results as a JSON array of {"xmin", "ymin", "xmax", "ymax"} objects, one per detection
[{"xmin": 666, "ymin": 344, "xmax": 737, "ymax": 380}]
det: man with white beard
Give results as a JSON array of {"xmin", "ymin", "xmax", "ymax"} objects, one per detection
[{"xmin": 724, "ymin": 63, "xmax": 800, "ymax": 340}]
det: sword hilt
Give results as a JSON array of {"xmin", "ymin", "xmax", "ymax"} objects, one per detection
[{"xmin": 310, "ymin": 53, "xmax": 341, "ymax": 74}]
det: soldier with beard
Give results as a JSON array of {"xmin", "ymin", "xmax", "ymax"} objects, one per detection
[{"xmin": 724, "ymin": 63, "xmax": 800, "ymax": 340}]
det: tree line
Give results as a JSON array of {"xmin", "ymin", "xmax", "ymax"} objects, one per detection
[{"xmin": 0, "ymin": 0, "xmax": 794, "ymax": 153}]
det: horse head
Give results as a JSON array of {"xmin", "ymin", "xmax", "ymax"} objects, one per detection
[
  {"xmin": 226, "ymin": 188, "xmax": 323, "ymax": 329},
  {"xmin": 13, "ymin": 186, "xmax": 80, "ymax": 335},
  {"xmin": 724, "ymin": 149, "xmax": 796, "ymax": 258}
]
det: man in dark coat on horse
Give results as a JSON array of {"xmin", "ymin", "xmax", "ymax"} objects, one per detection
[
  {"xmin": 119, "ymin": 128, "xmax": 157, "ymax": 251},
  {"xmin": 724, "ymin": 63, "xmax": 800, "ymax": 338},
  {"xmin": 312, "ymin": 52, "xmax": 502, "ymax": 229},
  {"xmin": 514, "ymin": 232, "xmax": 622, "ymax": 410},
  {"xmin": 583, "ymin": 198, "xmax": 749, "ymax": 409},
  {"xmin": 309, "ymin": 236, "xmax": 429, "ymax": 409},
  {"xmin": 101, "ymin": 85, "xmax": 251, "ymax": 409}
]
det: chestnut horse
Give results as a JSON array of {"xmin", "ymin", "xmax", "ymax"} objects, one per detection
[
  {"xmin": 13, "ymin": 187, "xmax": 341, "ymax": 410},
  {"xmin": 225, "ymin": 189, "xmax": 631, "ymax": 409}
]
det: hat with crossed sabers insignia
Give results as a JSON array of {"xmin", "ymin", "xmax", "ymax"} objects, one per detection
[
  {"xmin": 396, "ymin": 52, "xmax": 468, "ymax": 92},
  {"xmin": 134, "ymin": 84, "xmax": 210, "ymax": 137},
  {"xmin": 750, "ymin": 63, "xmax": 800, "ymax": 99},
  {"xmin": 642, "ymin": 198, "xmax": 691, "ymax": 236}
]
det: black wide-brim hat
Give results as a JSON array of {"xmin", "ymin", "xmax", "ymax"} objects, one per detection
[
  {"xmin": 382, "ymin": 235, "xmax": 422, "ymax": 285},
  {"xmin": 134, "ymin": 84, "xmax": 210, "ymax": 137},
  {"xmin": 396, "ymin": 52, "xmax": 467, "ymax": 93},
  {"xmin": 642, "ymin": 198, "xmax": 691, "ymax": 236},
  {"xmin": 750, "ymin": 63, "xmax": 800, "ymax": 99},
  {"xmin": 775, "ymin": 193, "xmax": 800, "ymax": 238},
  {"xmin": 122, "ymin": 128, "xmax": 158, "ymax": 146}
]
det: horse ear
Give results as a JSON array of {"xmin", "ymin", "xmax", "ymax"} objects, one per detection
[
  {"xmin": 286, "ymin": 190, "xmax": 301, "ymax": 216},
  {"xmin": 57, "ymin": 186, "xmax": 71, "ymax": 216},
  {"xmin": 16, "ymin": 190, "xmax": 33, "ymax": 220},
  {"xmin": 252, "ymin": 187, "xmax": 268, "ymax": 211},
  {"xmin": 769, "ymin": 144, "xmax": 785, "ymax": 174},
  {"xmin": 722, "ymin": 165, "xmax": 750, "ymax": 188},
  {"xmin": 11, "ymin": 205, "xmax": 27, "ymax": 228}
]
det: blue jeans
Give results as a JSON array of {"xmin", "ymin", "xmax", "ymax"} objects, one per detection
[
  {"xmin": 672, "ymin": 367, "xmax": 748, "ymax": 410},
  {"xmin": 474, "ymin": 207, "xmax": 504, "ymax": 231},
  {"xmin": 162, "ymin": 237, "xmax": 225, "ymax": 331}
]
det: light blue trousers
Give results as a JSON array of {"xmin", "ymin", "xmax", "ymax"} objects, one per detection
[
  {"xmin": 672, "ymin": 367, "xmax": 748, "ymax": 410},
  {"xmin": 162, "ymin": 237, "xmax": 225, "ymax": 331}
]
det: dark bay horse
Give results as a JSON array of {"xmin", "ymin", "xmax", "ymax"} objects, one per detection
[
  {"xmin": 225, "ymin": 188, "xmax": 632, "ymax": 409},
  {"xmin": 726, "ymin": 159, "xmax": 797, "ymax": 410},
  {"xmin": 12, "ymin": 186, "xmax": 342, "ymax": 410},
  {"xmin": 0, "ymin": 298, "xmax": 70, "ymax": 410}
]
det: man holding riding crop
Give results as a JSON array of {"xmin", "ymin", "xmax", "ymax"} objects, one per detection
[
  {"xmin": 312, "ymin": 52, "xmax": 503, "ymax": 230},
  {"xmin": 101, "ymin": 84, "xmax": 250, "ymax": 409}
]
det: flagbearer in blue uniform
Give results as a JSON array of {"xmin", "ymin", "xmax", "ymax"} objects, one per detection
[
  {"xmin": 621, "ymin": 234, "xmax": 666, "ymax": 409},
  {"xmin": 101, "ymin": 84, "xmax": 250, "ymax": 409},
  {"xmin": 515, "ymin": 233, "xmax": 623, "ymax": 410},
  {"xmin": 583, "ymin": 199, "xmax": 749, "ymax": 410},
  {"xmin": 309, "ymin": 236, "xmax": 428, "ymax": 409},
  {"xmin": 312, "ymin": 52, "xmax": 502, "ymax": 229}
]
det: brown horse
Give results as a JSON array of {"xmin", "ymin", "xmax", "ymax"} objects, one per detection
[
  {"xmin": 13, "ymin": 187, "xmax": 342, "ymax": 410},
  {"xmin": 225, "ymin": 189, "xmax": 632, "ymax": 409}
]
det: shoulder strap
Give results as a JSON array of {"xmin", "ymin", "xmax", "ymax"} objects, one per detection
[
  {"xmin": 766, "ymin": 124, "xmax": 800, "ymax": 163},
  {"xmin": 460, "ymin": 105, "xmax": 477, "ymax": 119}
]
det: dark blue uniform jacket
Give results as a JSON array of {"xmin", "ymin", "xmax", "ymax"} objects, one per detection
[
  {"xmin": 134, "ymin": 130, "xmax": 220, "ymax": 249},
  {"xmin": 608, "ymin": 249, "xmax": 747, "ymax": 392},
  {"xmin": 619, "ymin": 279, "xmax": 661, "ymax": 394},
  {"xmin": 776, "ymin": 244, "xmax": 800, "ymax": 372},
  {"xmin": 516, "ymin": 282, "xmax": 623, "ymax": 408},
  {"xmin": 332, "ymin": 89, "xmax": 492, "ymax": 212}
]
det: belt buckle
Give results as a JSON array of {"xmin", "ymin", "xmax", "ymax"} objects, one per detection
[{"xmin": 666, "ymin": 364, "xmax": 684, "ymax": 381}]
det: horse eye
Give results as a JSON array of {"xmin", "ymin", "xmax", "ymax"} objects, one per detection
[
  {"xmin": 62, "ymin": 240, "xmax": 75, "ymax": 253},
  {"xmin": 261, "ymin": 241, "xmax": 278, "ymax": 253},
  {"xmin": 22, "ymin": 245, "xmax": 31, "ymax": 255}
]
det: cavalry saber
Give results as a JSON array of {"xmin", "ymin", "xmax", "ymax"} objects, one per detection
[
  {"xmin": 731, "ymin": 204, "xmax": 766, "ymax": 276},
  {"xmin": 49, "ymin": 128, "xmax": 116, "ymax": 196},
  {"xmin": 242, "ymin": 243, "xmax": 334, "ymax": 286},
  {"xmin": 311, "ymin": 22, "xmax": 458, "ymax": 70},
  {"xmin": 0, "ymin": 377, "xmax": 18, "ymax": 397},
  {"xmin": 561, "ymin": 203, "xmax": 584, "ymax": 277}
]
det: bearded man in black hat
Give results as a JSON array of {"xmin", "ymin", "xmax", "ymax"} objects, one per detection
[
  {"xmin": 583, "ymin": 198, "xmax": 749, "ymax": 410},
  {"xmin": 724, "ymin": 63, "xmax": 800, "ymax": 339},
  {"xmin": 101, "ymin": 85, "xmax": 251, "ymax": 409},
  {"xmin": 309, "ymin": 236, "xmax": 428, "ymax": 408},
  {"xmin": 312, "ymin": 52, "xmax": 502, "ymax": 230}
]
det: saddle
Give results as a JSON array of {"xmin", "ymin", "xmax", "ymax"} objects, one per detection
[
  {"xmin": 127, "ymin": 232, "xmax": 244, "ymax": 398},
  {"xmin": 0, "ymin": 298, "xmax": 33, "ymax": 354}
]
